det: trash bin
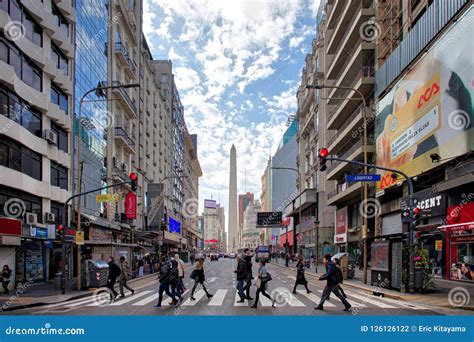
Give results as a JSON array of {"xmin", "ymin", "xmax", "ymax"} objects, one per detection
[
  {"xmin": 83, "ymin": 260, "xmax": 109, "ymax": 288},
  {"xmin": 54, "ymin": 272, "xmax": 62, "ymax": 290}
]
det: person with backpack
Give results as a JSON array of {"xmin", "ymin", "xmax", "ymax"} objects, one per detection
[
  {"xmin": 293, "ymin": 257, "xmax": 312, "ymax": 294},
  {"xmin": 118, "ymin": 256, "xmax": 135, "ymax": 298},
  {"xmin": 154, "ymin": 255, "xmax": 178, "ymax": 308},
  {"xmin": 189, "ymin": 258, "xmax": 213, "ymax": 300},
  {"xmin": 315, "ymin": 254, "xmax": 351, "ymax": 311},
  {"xmin": 251, "ymin": 260, "xmax": 275, "ymax": 308},
  {"xmin": 107, "ymin": 256, "xmax": 121, "ymax": 299},
  {"xmin": 334, "ymin": 258, "xmax": 347, "ymax": 298}
]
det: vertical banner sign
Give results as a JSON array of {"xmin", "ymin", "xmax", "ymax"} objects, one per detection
[
  {"xmin": 335, "ymin": 207, "xmax": 347, "ymax": 244},
  {"xmin": 126, "ymin": 191, "xmax": 137, "ymax": 219}
]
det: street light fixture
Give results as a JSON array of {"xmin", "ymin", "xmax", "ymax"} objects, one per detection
[
  {"xmin": 271, "ymin": 167, "xmax": 302, "ymax": 257},
  {"xmin": 306, "ymin": 83, "xmax": 369, "ymax": 284}
]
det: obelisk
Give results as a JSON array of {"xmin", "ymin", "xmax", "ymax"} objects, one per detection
[{"xmin": 228, "ymin": 144, "xmax": 238, "ymax": 253}]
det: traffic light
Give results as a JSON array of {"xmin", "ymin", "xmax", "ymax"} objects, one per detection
[
  {"xmin": 318, "ymin": 148, "xmax": 328, "ymax": 171},
  {"xmin": 56, "ymin": 225, "xmax": 64, "ymax": 239},
  {"xmin": 412, "ymin": 207, "xmax": 421, "ymax": 227},
  {"xmin": 129, "ymin": 172, "xmax": 138, "ymax": 191}
]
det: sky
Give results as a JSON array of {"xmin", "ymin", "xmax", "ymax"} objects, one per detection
[{"xmin": 143, "ymin": 0, "xmax": 321, "ymax": 225}]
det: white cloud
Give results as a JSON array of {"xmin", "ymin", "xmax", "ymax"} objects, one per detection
[{"xmin": 289, "ymin": 36, "xmax": 305, "ymax": 48}]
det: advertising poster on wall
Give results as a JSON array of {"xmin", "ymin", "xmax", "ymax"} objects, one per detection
[
  {"xmin": 375, "ymin": 8, "xmax": 474, "ymax": 190},
  {"xmin": 335, "ymin": 207, "xmax": 347, "ymax": 244}
]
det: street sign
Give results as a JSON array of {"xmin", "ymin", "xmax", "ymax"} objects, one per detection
[
  {"xmin": 256, "ymin": 212, "xmax": 282, "ymax": 228},
  {"xmin": 96, "ymin": 194, "xmax": 114, "ymax": 203},
  {"xmin": 76, "ymin": 231, "xmax": 84, "ymax": 245},
  {"xmin": 346, "ymin": 174, "xmax": 381, "ymax": 182},
  {"xmin": 125, "ymin": 191, "xmax": 137, "ymax": 219},
  {"xmin": 435, "ymin": 240, "xmax": 442, "ymax": 251}
]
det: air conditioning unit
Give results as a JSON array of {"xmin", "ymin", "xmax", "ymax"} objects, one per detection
[
  {"xmin": 44, "ymin": 212, "xmax": 55, "ymax": 223},
  {"xmin": 44, "ymin": 129, "xmax": 58, "ymax": 145},
  {"xmin": 25, "ymin": 212, "xmax": 38, "ymax": 226}
]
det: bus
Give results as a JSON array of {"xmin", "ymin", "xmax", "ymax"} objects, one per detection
[{"xmin": 255, "ymin": 245, "xmax": 270, "ymax": 262}]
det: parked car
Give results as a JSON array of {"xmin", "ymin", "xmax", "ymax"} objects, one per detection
[
  {"xmin": 218, "ymin": 253, "xmax": 224, "ymax": 258},
  {"xmin": 210, "ymin": 253, "xmax": 219, "ymax": 261},
  {"xmin": 229, "ymin": 253, "xmax": 237, "ymax": 259},
  {"xmin": 224, "ymin": 253, "xmax": 229, "ymax": 258}
]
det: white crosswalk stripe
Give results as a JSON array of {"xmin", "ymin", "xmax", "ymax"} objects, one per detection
[
  {"xmin": 234, "ymin": 292, "xmax": 249, "ymax": 306},
  {"xmin": 297, "ymin": 290, "xmax": 336, "ymax": 307},
  {"xmin": 182, "ymin": 290, "xmax": 205, "ymax": 306},
  {"xmin": 208, "ymin": 289, "xmax": 227, "ymax": 306},
  {"xmin": 259, "ymin": 295, "xmax": 273, "ymax": 307},
  {"xmin": 343, "ymin": 291, "xmax": 397, "ymax": 309},
  {"xmin": 109, "ymin": 291, "xmax": 153, "ymax": 306},
  {"xmin": 133, "ymin": 293, "xmax": 159, "ymax": 306}
]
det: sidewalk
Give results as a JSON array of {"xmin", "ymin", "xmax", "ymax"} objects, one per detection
[{"xmin": 270, "ymin": 260, "xmax": 474, "ymax": 310}]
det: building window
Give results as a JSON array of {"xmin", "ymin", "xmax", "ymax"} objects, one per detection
[
  {"xmin": 52, "ymin": 4, "xmax": 69, "ymax": 37},
  {"xmin": 0, "ymin": 185, "xmax": 42, "ymax": 222},
  {"xmin": 0, "ymin": 86, "xmax": 42, "ymax": 137},
  {"xmin": 161, "ymin": 74, "xmax": 168, "ymax": 83},
  {"xmin": 50, "ymin": 83, "xmax": 68, "ymax": 113},
  {"xmin": 50, "ymin": 201, "xmax": 67, "ymax": 225},
  {"xmin": 0, "ymin": 36, "xmax": 42, "ymax": 91},
  {"xmin": 50, "ymin": 122, "xmax": 68, "ymax": 153},
  {"xmin": 1, "ymin": 0, "xmax": 42, "ymax": 46},
  {"xmin": 50, "ymin": 161, "xmax": 68, "ymax": 190},
  {"xmin": 51, "ymin": 43, "xmax": 68, "ymax": 75},
  {"xmin": 0, "ymin": 135, "xmax": 42, "ymax": 180}
]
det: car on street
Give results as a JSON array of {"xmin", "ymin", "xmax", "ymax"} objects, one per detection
[
  {"xmin": 228, "ymin": 253, "xmax": 237, "ymax": 259},
  {"xmin": 210, "ymin": 253, "xmax": 219, "ymax": 261}
]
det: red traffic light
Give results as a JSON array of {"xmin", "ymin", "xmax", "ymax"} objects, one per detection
[
  {"xmin": 129, "ymin": 172, "xmax": 138, "ymax": 181},
  {"xmin": 413, "ymin": 207, "xmax": 420, "ymax": 215},
  {"xmin": 319, "ymin": 148, "xmax": 328, "ymax": 158}
]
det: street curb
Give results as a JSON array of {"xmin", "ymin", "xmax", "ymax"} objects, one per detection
[
  {"xmin": 0, "ymin": 272, "xmax": 159, "ymax": 313},
  {"xmin": 270, "ymin": 262, "xmax": 406, "ymax": 301}
]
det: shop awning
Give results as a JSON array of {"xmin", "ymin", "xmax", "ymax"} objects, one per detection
[{"xmin": 438, "ymin": 222, "xmax": 474, "ymax": 231}]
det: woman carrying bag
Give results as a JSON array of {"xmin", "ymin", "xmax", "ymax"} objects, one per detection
[
  {"xmin": 251, "ymin": 260, "xmax": 275, "ymax": 308},
  {"xmin": 293, "ymin": 257, "xmax": 312, "ymax": 294},
  {"xmin": 189, "ymin": 258, "xmax": 213, "ymax": 301}
]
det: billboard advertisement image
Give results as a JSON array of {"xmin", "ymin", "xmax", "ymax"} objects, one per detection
[{"xmin": 375, "ymin": 9, "xmax": 474, "ymax": 190}]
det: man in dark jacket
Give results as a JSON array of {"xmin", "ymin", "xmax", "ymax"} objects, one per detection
[
  {"xmin": 107, "ymin": 256, "xmax": 120, "ymax": 299},
  {"xmin": 243, "ymin": 248, "xmax": 253, "ymax": 300},
  {"xmin": 154, "ymin": 256, "xmax": 178, "ymax": 308},
  {"xmin": 234, "ymin": 255, "xmax": 247, "ymax": 302},
  {"xmin": 315, "ymin": 254, "xmax": 351, "ymax": 311}
]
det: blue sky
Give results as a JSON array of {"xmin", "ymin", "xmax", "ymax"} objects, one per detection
[{"xmin": 143, "ymin": 0, "xmax": 321, "ymax": 217}]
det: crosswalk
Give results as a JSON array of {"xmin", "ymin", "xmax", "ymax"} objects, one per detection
[{"xmin": 40, "ymin": 286, "xmax": 425, "ymax": 311}]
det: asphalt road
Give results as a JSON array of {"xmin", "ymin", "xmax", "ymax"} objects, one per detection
[{"xmin": 8, "ymin": 258, "xmax": 459, "ymax": 316}]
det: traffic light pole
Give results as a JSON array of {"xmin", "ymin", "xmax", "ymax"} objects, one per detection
[
  {"xmin": 60, "ymin": 181, "xmax": 130, "ymax": 294},
  {"xmin": 324, "ymin": 156, "xmax": 415, "ymax": 294}
]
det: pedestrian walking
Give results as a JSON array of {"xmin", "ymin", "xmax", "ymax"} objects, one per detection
[
  {"xmin": 174, "ymin": 253, "xmax": 186, "ymax": 296},
  {"xmin": 293, "ymin": 257, "xmax": 312, "ymax": 294},
  {"xmin": 190, "ymin": 253, "xmax": 195, "ymax": 265},
  {"xmin": 334, "ymin": 258, "xmax": 347, "ymax": 298},
  {"xmin": 234, "ymin": 255, "xmax": 247, "ymax": 302},
  {"xmin": 154, "ymin": 256, "xmax": 178, "ymax": 308},
  {"xmin": 168, "ymin": 258, "xmax": 183, "ymax": 304},
  {"xmin": 285, "ymin": 253, "xmax": 290, "ymax": 267},
  {"xmin": 107, "ymin": 256, "xmax": 121, "ymax": 299},
  {"xmin": 118, "ymin": 256, "xmax": 135, "ymax": 298},
  {"xmin": 243, "ymin": 248, "xmax": 254, "ymax": 300},
  {"xmin": 189, "ymin": 258, "xmax": 213, "ymax": 300},
  {"xmin": 138, "ymin": 258, "xmax": 144, "ymax": 277},
  {"xmin": 315, "ymin": 254, "xmax": 351, "ymax": 311},
  {"xmin": 148, "ymin": 257, "xmax": 154, "ymax": 274},
  {"xmin": 1, "ymin": 265, "xmax": 12, "ymax": 295},
  {"xmin": 251, "ymin": 260, "xmax": 275, "ymax": 308}
]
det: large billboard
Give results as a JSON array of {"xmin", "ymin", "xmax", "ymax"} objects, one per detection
[
  {"xmin": 375, "ymin": 9, "xmax": 474, "ymax": 190},
  {"xmin": 204, "ymin": 199, "xmax": 217, "ymax": 209}
]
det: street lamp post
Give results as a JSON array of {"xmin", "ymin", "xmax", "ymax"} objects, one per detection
[
  {"xmin": 271, "ymin": 167, "xmax": 302, "ymax": 257},
  {"xmin": 74, "ymin": 82, "xmax": 139, "ymax": 291},
  {"xmin": 306, "ymin": 83, "xmax": 369, "ymax": 284}
]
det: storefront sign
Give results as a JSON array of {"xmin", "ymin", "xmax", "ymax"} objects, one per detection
[
  {"xmin": 0, "ymin": 235, "xmax": 21, "ymax": 246},
  {"xmin": 400, "ymin": 189, "xmax": 446, "ymax": 218},
  {"xmin": 375, "ymin": 10, "xmax": 473, "ymax": 190},
  {"xmin": 335, "ymin": 207, "xmax": 347, "ymax": 244},
  {"xmin": 435, "ymin": 240, "xmax": 443, "ymax": 251},
  {"xmin": 125, "ymin": 191, "xmax": 137, "ymax": 219},
  {"xmin": 0, "ymin": 217, "xmax": 21, "ymax": 235},
  {"xmin": 35, "ymin": 228, "xmax": 48, "ymax": 239},
  {"xmin": 76, "ymin": 231, "xmax": 85, "ymax": 245},
  {"xmin": 96, "ymin": 194, "xmax": 114, "ymax": 203}
]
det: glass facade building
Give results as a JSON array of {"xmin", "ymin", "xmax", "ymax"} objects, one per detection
[
  {"xmin": 74, "ymin": 0, "xmax": 109, "ymax": 216},
  {"xmin": 172, "ymin": 83, "xmax": 185, "ymax": 222}
]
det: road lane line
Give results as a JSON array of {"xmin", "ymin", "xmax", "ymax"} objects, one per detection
[
  {"xmin": 297, "ymin": 290, "xmax": 336, "ymax": 307},
  {"xmin": 208, "ymin": 289, "xmax": 227, "ymax": 306},
  {"xmin": 316, "ymin": 290, "xmax": 389, "ymax": 308},
  {"xmin": 109, "ymin": 290, "xmax": 153, "ymax": 306},
  {"xmin": 344, "ymin": 291, "xmax": 397, "ymax": 308},
  {"xmin": 260, "ymin": 295, "xmax": 273, "ymax": 307},
  {"xmin": 182, "ymin": 290, "xmax": 205, "ymax": 306},
  {"xmin": 133, "ymin": 292, "xmax": 159, "ymax": 306},
  {"xmin": 288, "ymin": 294, "xmax": 305, "ymax": 307},
  {"xmin": 45, "ymin": 296, "xmax": 96, "ymax": 308},
  {"xmin": 65, "ymin": 295, "xmax": 108, "ymax": 307}
]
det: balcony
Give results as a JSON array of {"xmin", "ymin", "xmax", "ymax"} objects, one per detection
[
  {"xmin": 327, "ymin": 66, "xmax": 375, "ymax": 130},
  {"xmin": 111, "ymin": 81, "xmax": 137, "ymax": 117},
  {"xmin": 112, "ymin": 166, "xmax": 129, "ymax": 183},
  {"xmin": 284, "ymin": 188, "xmax": 317, "ymax": 217},
  {"xmin": 326, "ymin": 0, "xmax": 346, "ymax": 30},
  {"xmin": 113, "ymin": 42, "xmax": 129, "ymax": 66},
  {"xmin": 326, "ymin": 137, "xmax": 374, "ymax": 180},
  {"xmin": 326, "ymin": 0, "xmax": 374, "ymax": 55},
  {"xmin": 327, "ymin": 106, "xmax": 375, "ymax": 154},
  {"xmin": 114, "ymin": 126, "xmax": 136, "ymax": 154},
  {"xmin": 327, "ymin": 182, "xmax": 362, "ymax": 206}
]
